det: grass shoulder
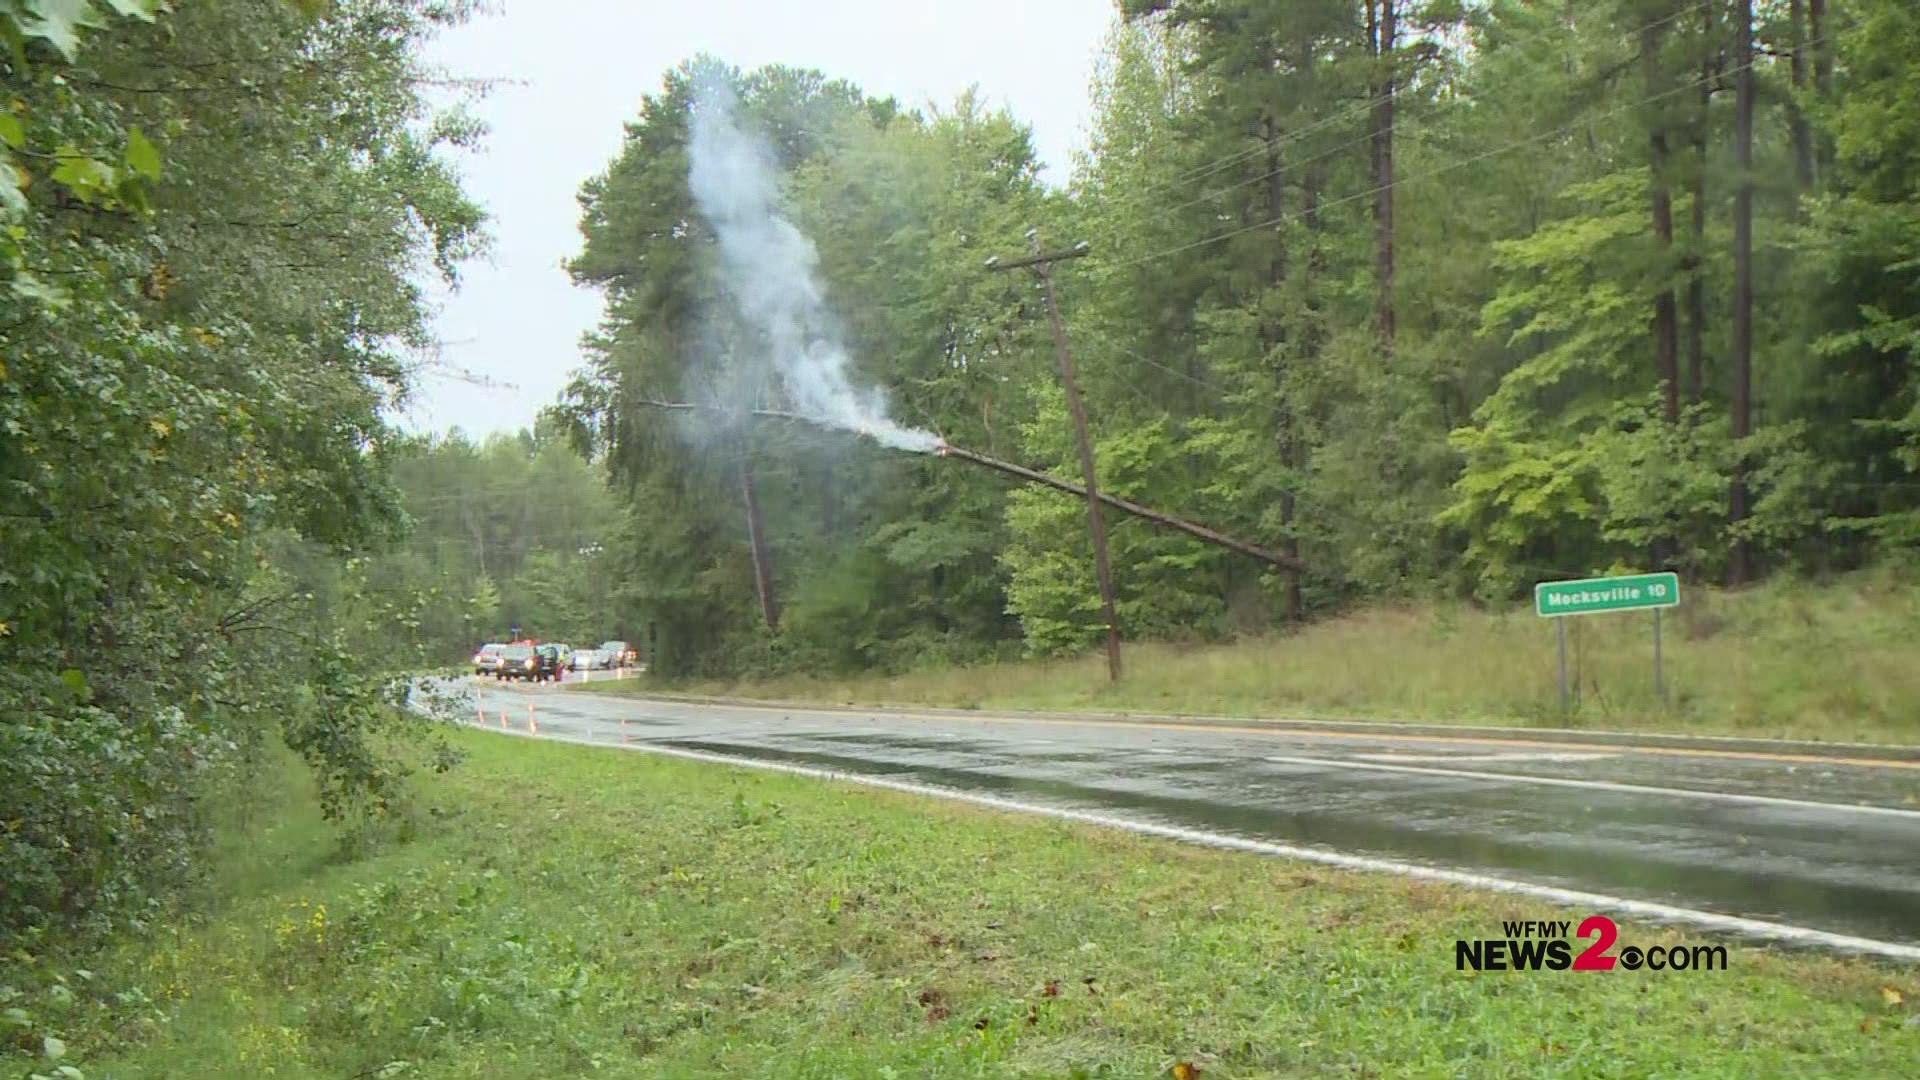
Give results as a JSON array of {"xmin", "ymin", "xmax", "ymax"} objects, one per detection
[{"xmin": 14, "ymin": 729, "xmax": 1917, "ymax": 1078}]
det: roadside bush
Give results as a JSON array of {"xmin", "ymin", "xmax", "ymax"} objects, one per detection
[{"xmin": 0, "ymin": 667, "xmax": 221, "ymax": 938}]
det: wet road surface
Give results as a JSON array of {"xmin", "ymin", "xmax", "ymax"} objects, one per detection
[{"xmin": 441, "ymin": 678, "xmax": 1920, "ymax": 954}]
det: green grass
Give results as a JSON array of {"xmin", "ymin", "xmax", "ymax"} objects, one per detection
[
  {"xmin": 9, "ymin": 730, "xmax": 1918, "ymax": 1078},
  {"xmin": 583, "ymin": 567, "xmax": 1920, "ymax": 745}
]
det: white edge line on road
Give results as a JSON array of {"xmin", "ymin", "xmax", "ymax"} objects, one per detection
[
  {"xmin": 1351, "ymin": 752, "xmax": 1617, "ymax": 764},
  {"xmin": 1258, "ymin": 754, "xmax": 1920, "ymax": 820},
  {"xmin": 483, "ymin": 725, "xmax": 1920, "ymax": 963}
]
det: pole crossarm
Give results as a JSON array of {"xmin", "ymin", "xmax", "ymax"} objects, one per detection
[{"xmin": 984, "ymin": 242, "xmax": 1091, "ymax": 273}]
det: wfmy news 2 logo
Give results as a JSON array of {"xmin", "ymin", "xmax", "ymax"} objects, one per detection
[{"xmin": 1456, "ymin": 916, "xmax": 1728, "ymax": 972}]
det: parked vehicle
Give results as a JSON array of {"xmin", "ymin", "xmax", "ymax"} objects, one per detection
[
  {"xmin": 472, "ymin": 643, "xmax": 505, "ymax": 676},
  {"xmin": 599, "ymin": 640, "xmax": 639, "ymax": 667},
  {"xmin": 493, "ymin": 644, "xmax": 538, "ymax": 680},
  {"xmin": 570, "ymin": 648, "xmax": 604, "ymax": 671}
]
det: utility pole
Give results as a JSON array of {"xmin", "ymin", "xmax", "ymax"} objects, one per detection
[
  {"xmin": 988, "ymin": 230, "xmax": 1121, "ymax": 682},
  {"xmin": 1729, "ymin": 0, "xmax": 1755, "ymax": 585},
  {"xmin": 738, "ymin": 444, "xmax": 779, "ymax": 631}
]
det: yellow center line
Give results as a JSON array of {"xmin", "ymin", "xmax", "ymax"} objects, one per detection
[{"xmin": 621, "ymin": 696, "xmax": 1920, "ymax": 772}]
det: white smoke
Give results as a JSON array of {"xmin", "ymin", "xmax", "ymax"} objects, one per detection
[{"xmin": 687, "ymin": 77, "xmax": 940, "ymax": 453}]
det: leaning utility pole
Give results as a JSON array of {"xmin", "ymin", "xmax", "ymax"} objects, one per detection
[
  {"xmin": 934, "ymin": 442, "xmax": 1306, "ymax": 574},
  {"xmin": 738, "ymin": 442, "xmax": 779, "ymax": 631},
  {"xmin": 988, "ymin": 231, "xmax": 1120, "ymax": 682}
]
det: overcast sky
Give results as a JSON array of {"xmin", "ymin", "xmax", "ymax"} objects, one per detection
[{"xmin": 400, "ymin": 0, "xmax": 1117, "ymax": 439}]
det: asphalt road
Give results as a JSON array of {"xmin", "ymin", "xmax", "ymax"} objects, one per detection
[{"xmin": 441, "ymin": 677, "xmax": 1920, "ymax": 956}]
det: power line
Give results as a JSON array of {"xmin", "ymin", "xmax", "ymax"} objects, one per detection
[
  {"xmin": 1149, "ymin": 125, "xmax": 1384, "ymax": 224},
  {"xmin": 1099, "ymin": 0, "xmax": 1717, "ymax": 211},
  {"xmin": 1636, "ymin": 0, "xmax": 1719, "ymax": 41},
  {"xmin": 1100, "ymin": 340, "xmax": 1222, "ymax": 395},
  {"xmin": 1103, "ymin": 51, "xmax": 1766, "ymax": 275},
  {"xmin": 1123, "ymin": 89, "xmax": 1394, "ymax": 203}
]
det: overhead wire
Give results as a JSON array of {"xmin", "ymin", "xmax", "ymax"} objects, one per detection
[
  {"xmin": 1120, "ymin": 88, "xmax": 1396, "ymax": 203},
  {"xmin": 1115, "ymin": 345, "xmax": 1219, "ymax": 394},
  {"xmin": 1148, "ymin": 124, "xmax": 1384, "ymax": 224},
  {"xmin": 1101, "ymin": 49, "xmax": 1766, "ymax": 275},
  {"xmin": 1093, "ymin": 0, "xmax": 1716, "ymax": 212}
]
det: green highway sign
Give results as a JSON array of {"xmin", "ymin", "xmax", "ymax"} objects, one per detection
[{"xmin": 1534, "ymin": 572, "xmax": 1680, "ymax": 618}]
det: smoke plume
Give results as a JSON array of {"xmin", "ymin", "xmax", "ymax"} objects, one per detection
[{"xmin": 687, "ymin": 77, "xmax": 939, "ymax": 453}]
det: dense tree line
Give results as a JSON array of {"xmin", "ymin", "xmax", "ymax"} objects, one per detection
[
  {"xmin": 562, "ymin": 0, "xmax": 1920, "ymax": 677},
  {"xmin": 0, "ymin": 1, "xmax": 481, "ymax": 940},
  {"xmin": 365, "ymin": 427, "xmax": 628, "ymax": 659}
]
